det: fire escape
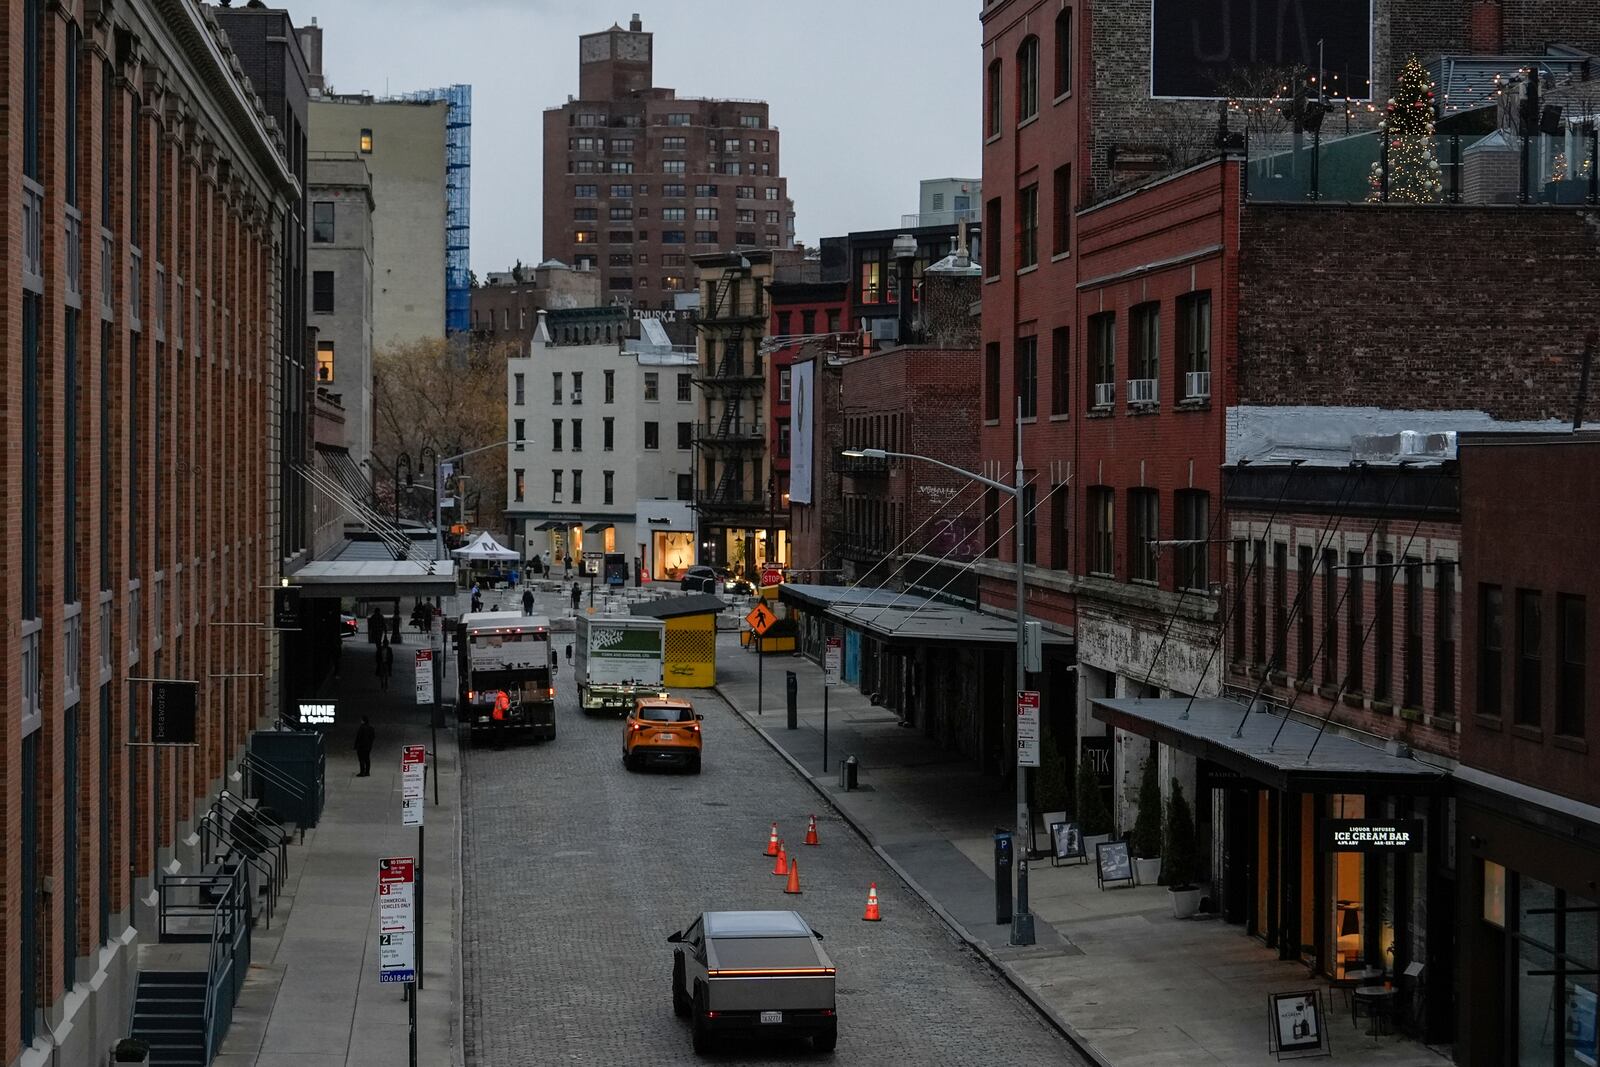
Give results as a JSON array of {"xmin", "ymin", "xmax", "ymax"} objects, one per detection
[{"xmin": 696, "ymin": 270, "xmax": 767, "ymax": 516}]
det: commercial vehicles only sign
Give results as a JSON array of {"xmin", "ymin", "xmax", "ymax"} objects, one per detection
[
  {"xmin": 401, "ymin": 746, "xmax": 426, "ymax": 828},
  {"xmin": 1016, "ymin": 690, "xmax": 1041, "ymax": 769},
  {"xmin": 377, "ymin": 856, "xmax": 416, "ymax": 983}
]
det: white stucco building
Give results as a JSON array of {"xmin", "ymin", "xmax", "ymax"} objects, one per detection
[{"xmin": 506, "ymin": 308, "xmax": 699, "ymax": 582}]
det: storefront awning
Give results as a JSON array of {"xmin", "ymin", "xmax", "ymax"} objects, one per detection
[
  {"xmin": 778, "ymin": 583, "xmax": 1073, "ymax": 648},
  {"xmin": 587, "ymin": 521, "xmax": 615, "ymax": 532},
  {"xmin": 292, "ymin": 559, "xmax": 457, "ymax": 599},
  {"xmin": 531, "ymin": 520, "xmax": 562, "ymax": 532},
  {"xmin": 1092, "ymin": 697, "xmax": 1448, "ymax": 794}
]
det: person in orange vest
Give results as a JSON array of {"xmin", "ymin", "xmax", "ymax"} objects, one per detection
[{"xmin": 492, "ymin": 689, "xmax": 510, "ymax": 750}]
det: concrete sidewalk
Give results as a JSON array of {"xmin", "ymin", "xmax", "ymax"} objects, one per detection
[
  {"xmin": 215, "ymin": 636, "xmax": 463, "ymax": 1067},
  {"xmin": 712, "ymin": 631, "xmax": 1450, "ymax": 1067}
]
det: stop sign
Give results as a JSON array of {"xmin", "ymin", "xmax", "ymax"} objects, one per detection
[{"xmin": 761, "ymin": 568, "xmax": 783, "ymax": 587}]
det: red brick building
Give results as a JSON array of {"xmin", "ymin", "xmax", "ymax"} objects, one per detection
[
  {"xmin": 542, "ymin": 15, "xmax": 795, "ymax": 303},
  {"xmin": 1, "ymin": 0, "xmax": 291, "ymax": 1060},
  {"xmin": 1456, "ymin": 433, "xmax": 1600, "ymax": 1066}
]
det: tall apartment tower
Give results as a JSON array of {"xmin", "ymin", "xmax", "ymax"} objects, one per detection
[{"xmin": 543, "ymin": 15, "xmax": 796, "ymax": 305}]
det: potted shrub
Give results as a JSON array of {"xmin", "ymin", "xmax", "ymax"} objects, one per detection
[
  {"xmin": 1165, "ymin": 779, "xmax": 1203, "ymax": 918},
  {"xmin": 1130, "ymin": 752, "xmax": 1164, "ymax": 886},
  {"xmin": 113, "ymin": 1037, "xmax": 151, "ymax": 1063},
  {"xmin": 1075, "ymin": 755, "xmax": 1114, "ymax": 854}
]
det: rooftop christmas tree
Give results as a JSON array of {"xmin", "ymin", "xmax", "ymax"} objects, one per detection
[{"xmin": 1370, "ymin": 56, "xmax": 1443, "ymax": 202}]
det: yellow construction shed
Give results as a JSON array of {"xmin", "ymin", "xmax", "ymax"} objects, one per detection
[{"xmin": 629, "ymin": 594, "xmax": 725, "ymax": 688}]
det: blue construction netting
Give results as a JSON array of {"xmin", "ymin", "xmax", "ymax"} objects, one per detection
[{"xmin": 392, "ymin": 84, "xmax": 472, "ymax": 335}]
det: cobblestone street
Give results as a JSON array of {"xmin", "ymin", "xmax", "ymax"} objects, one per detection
[{"xmin": 461, "ymin": 636, "xmax": 1081, "ymax": 1064}]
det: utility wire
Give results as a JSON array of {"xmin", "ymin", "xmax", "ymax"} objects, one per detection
[{"xmin": 1176, "ymin": 460, "xmax": 1302, "ymax": 722}]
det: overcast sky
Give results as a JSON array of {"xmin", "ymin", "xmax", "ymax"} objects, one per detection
[{"xmin": 294, "ymin": 0, "xmax": 981, "ymax": 274}]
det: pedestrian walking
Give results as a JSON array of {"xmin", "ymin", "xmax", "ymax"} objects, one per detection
[
  {"xmin": 570, "ymin": 581, "xmax": 581, "ymax": 612},
  {"xmin": 354, "ymin": 715, "xmax": 375, "ymax": 777},
  {"xmin": 542, "ymin": 550, "xmax": 551, "ymax": 575},
  {"xmin": 367, "ymin": 607, "xmax": 384, "ymax": 644},
  {"xmin": 563, "ymin": 553, "xmax": 573, "ymax": 579},
  {"xmin": 521, "ymin": 588, "xmax": 534, "ymax": 615},
  {"xmin": 376, "ymin": 638, "xmax": 394, "ymax": 692}
]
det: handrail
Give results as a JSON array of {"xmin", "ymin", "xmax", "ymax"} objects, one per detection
[
  {"xmin": 197, "ymin": 811, "xmax": 279, "ymax": 927},
  {"xmin": 238, "ymin": 751, "xmax": 307, "ymax": 802},
  {"xmin": 214, "ymin": 790, "xmax": 291, "ymax": 874},
  {"xmin": 199, "ymin": 864, "xmax": 250, "ymax": 1062}
]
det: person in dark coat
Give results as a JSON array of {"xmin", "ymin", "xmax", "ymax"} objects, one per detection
[
  {"xmin": 531, "ymin": 555, "xmax": 543, "ymax": 577},
  {"xmin": 522, "ymin": 588, "xmax": 535, "ymax": 615},
  {"xmin": 376, "ymin": 637, "xmax": 394, "ymax": 692},
  {"xmin": 368, "ymin": 607, "xmax": 384, "ymax": 644},
  {"xmin": 570, "ymin": 581, "xmax": 581, "ymax": 612},
  {"xmin": 354, "ymin": 716, "xmax": 375, "ymax": 776}
]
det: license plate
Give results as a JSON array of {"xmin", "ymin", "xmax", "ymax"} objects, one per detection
[
  {"xmin": 657, "ymin": 732, "xmax": 674, "ymax": 741},
  {"xmin": 759, "ymin": 1011, "xmax": 782, "ymax": 1025}
]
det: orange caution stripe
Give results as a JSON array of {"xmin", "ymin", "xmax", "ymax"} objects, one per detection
[{"xmin": 706, "ymin": 967, "xmax": 836, "ymax": 978}]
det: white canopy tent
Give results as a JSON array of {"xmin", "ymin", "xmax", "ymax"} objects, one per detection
[{"xmin": 451, "ymin": 532, "xmax": 519, "ymax": 562}]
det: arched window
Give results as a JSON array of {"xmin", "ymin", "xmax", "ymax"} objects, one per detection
[
  {"xmin": 1055, "ymin": 9, "xmax": 1073, "ymax": 97},
  {"xmin": 986, "ymin": 58, "xmax": 1003, "ymax": 136},
  {"xmin": 1016, "ymin": 36, "xmax": 1039, "ymax": 122}
]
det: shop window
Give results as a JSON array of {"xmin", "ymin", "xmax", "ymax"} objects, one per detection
[
  {"xmin": 1346, "ymin": 551, "xmax": 1365, "ymax": 691},
  {"xmin": 1375, "ymin": 551, "xmax": 1395, "ymax": 702},
  {"xmin": 1298, "ymin": 545, "xmax": 1315, "ymax": 680},
  {"xmin": 1516, "ymin": 589, "xmax": 1543, "ymax": 726},
  {"xmin": 1252, "ymin": 539, "xmax": 1267, "ymax": 666},
  {"xmin": 1231, "ymin": 540, "xmax": 1247, "ymax": 661},
  {"xmin": 1436, "ymin": 562, "xmax": 1457, "ymax": 717},
  {"xmin": 1404, "ymin": 559, "xmax": 1425, "ymax": 709},
  {"xmin": 1322, "ymin": 549, "xmax": 1339, "ymax": 686},
  {"xmin": 1128, "ymin": 489, "xmax": 1157, "ymax": 584},
  {"xmin": 1088, "ymin": 487, "xmax": 1114, "ymax": 576},
  {"xmin": 1480, "ymin": 584, "xmax": 1504, "ymax": 717},
  {"xmin": 1050, "ymin": 484, "xmax": 1068, "ymax": 571},
  {"xmin": 1558, "ymin": 593, "xmax": 1586, "ymax": 737},
  {"xmin": 984, "ymin": 343, "xmax": 1001, "ymax": 421},
  {"xmin": 1014, "ymin": 335, "xmax": 1037, "ymax": 417},
  {"xmin": 1016, "ymin": 36, "xmax": 1039, "ymax": 122}
]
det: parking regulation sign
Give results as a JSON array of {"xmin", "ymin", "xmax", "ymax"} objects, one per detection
[
  {"xmin": 401, "ymin": 746, "xmax": 426, "ymax": 827},
  {"xmin": 414, "ymin": 649, "xmax": 434, "ymax": 705},
  {"xmin": 824, "ymin": 637, "xmax": 842, "ymax": 687},
  {"xmin": 1016, "ymin": 690, "xmax": 1041, "ymax": 769},
  {"xmin": 377, "ymin": 856, "xmax": 416, "ymax": 983}
]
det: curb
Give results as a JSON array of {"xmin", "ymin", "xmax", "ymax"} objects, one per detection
[
  {"xmin": 448, "ymin": 724, "xmax": 468, "ymax": 1067},
  {"xmin": 712, "ymin": 684, "xmax": 1113, "ymax": 1067}
]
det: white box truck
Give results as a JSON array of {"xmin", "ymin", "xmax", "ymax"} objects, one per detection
[{"xmin": 574, "ymin": 615, "xmax": 667, "ymax": 714}]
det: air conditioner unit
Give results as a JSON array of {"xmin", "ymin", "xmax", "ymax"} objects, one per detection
[
  {"xmin": 1128, "ymin": 378, "xmax": 1158, "ymax": 405},
  {"xmin": 1093, "ymin": 381, "xmax": 1115, "ymax": 409},
  {"xmin": 1184, "ymin": 370, "xmax": 1211, "ymax": 400},
  {"xmin": 869, "ymin": 318, "xmax": 898, "ymax": 342},
  {"xmin": 571, "ymin": 390, "xmax": 583, "ymax": 404}
]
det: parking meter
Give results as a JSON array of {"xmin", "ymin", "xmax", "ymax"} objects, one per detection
[
  {"xmin": 786, "ymin": 671, "xmax": 798, "ymax": 730},
  {"xmin": 993, "ymin": 829, "xmax": 1014, "ymax": 925}
]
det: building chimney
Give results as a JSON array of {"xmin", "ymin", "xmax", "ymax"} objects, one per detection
[
  {"xmin": 630, "ymin": 13, "xmax": 643, "ymax": 31},
  {"xmin": 1468, "ymin": 1, "xmax": 1503, "ymax": 54}
]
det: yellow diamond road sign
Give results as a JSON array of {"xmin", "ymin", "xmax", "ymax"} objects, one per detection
[{"xmin": 745, "ymin": 601, "xmax": 778, "ymax": 636}]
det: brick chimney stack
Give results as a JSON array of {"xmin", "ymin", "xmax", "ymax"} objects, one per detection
[{"xmin": 1468, "ymin": 1, "xmax": 1503, "ymax": 54}]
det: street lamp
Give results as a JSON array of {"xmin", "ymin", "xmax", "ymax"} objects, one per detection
[
  {"xmin": 841, "ymin": 432, "xmax": 1037, "ymax": 947},
  {"xmin": 394, "ymin": 452, "xmax": 414, "ymax": 527},
  {"xmin": 417, "ymin": 446, "xmax": 439, "ymax": 559}
]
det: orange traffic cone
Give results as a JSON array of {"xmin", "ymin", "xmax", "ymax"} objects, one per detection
[
  {"xmin": 772, "ymin": 841, "xmax": 788, "ymax": 876},
  {"xmin": 764, "ymin": 822, "xmax": 779, "ymax": 857},
  {"xmin": 804, "ymin": 814, "xmax": 819, "ymax": 847},
  {"xmin": 784, "ymin": 859, "xmax": 802, "ymax": 894},
  {"xmin": 862, "ymin": 883, "xmax": 882, "ymax": 921}
]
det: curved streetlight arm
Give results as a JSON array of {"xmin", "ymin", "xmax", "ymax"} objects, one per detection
[{"xmin": 841, "ymin": 448, "xmax": 1016, "ymax": 495}]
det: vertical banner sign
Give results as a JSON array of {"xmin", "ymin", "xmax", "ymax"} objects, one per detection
[
  {"xmin": 152, "ymin": 681, "xmax": 199, "ymax": 745},
  {"xmin": 414, "ymin": 649, "xmax": 434, "ymax": 705},
  {"xmin": 377, "ymin": 856, "xmax": 417, "ymax": 983},
  {"xmin": 401, "ymin": 746, "xmax": 426, "ymax": 827},
  {"xmin": 824, "ymin": 637, "xmax": 842, "ymax": 687},
  {"xmin": 272, "ymin": 586, "xmax": 301, "ymax": 630},
  {"xmin": 1016, "ymin": 690, "xmax": 1041, "ymax": 769}
]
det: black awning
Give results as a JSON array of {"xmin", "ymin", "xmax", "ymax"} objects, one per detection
[
  {"xmin": 777, "ymin": 583, "xmax": 1072, "ymax": 648},
  {"xmin": 587, "ymin": 521, "xmax": 615, "ymax": 532},
  {"xmin": 1092, "ymin": 697, "xmax": 1447, "ymax": 794}
]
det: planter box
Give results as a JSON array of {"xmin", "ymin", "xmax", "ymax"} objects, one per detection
[
  {"xmin": 1169, "ymin": 886, "xmax": 1203, "ymax": 919},
  {"xmin": 1084, "ymin": 833, "xmax": 1111, "ymax": 857},
  {"xmin": 1134, "ymin": 856, "xmax": 1162, "ymax": 886}
]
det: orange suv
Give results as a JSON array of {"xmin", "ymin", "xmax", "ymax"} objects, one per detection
[{"xmin": 624, "ymin": 697, "xmax": 703, "ymax": 773}]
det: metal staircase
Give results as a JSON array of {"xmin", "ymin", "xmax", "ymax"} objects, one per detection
[{"xmin": 129, "ymin": 972, "xmax": 208, "ymax": 1066}]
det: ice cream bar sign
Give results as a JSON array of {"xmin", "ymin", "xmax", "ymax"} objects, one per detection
[{"xmin": 1324, "ymin": 819, "xmax": 1424, "ymax": 852}]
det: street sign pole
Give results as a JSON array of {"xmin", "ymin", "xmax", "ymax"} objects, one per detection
[
  {"xmin": 408, "ymin": 980, "xmax": 418, "ymax": 1067},
  {"xmin": 401, "ymin": 746, "xmax": 427, "ymax": 990},
  {"xmin": 758, "ymin": 633, "xmax": 764, "ymax": 716},
  {"xmin": 377, "ymin": 855, "xmax": 418, "ymax": 1066},
  {"xmin": 823, "ymin": 635, "xmax": 842, "ymax": 774}
]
